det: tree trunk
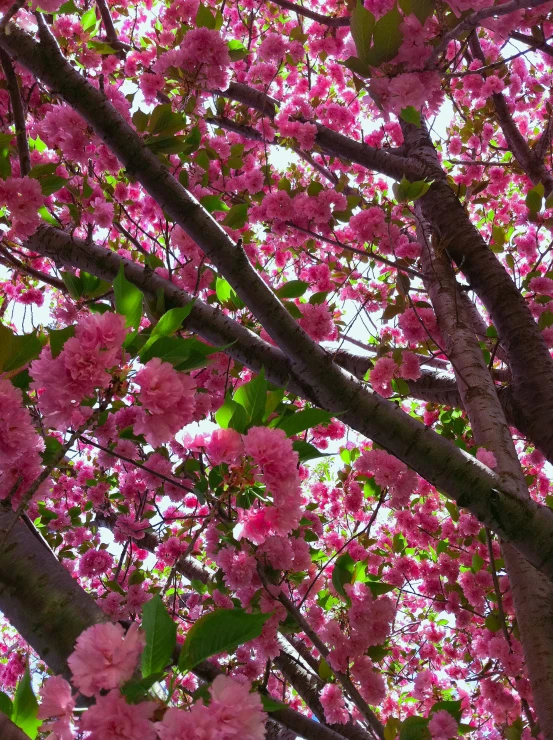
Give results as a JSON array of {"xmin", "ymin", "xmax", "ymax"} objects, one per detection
[{"xmin": 419, "ymin": 215, "xmax": 553, "ymax": 738}]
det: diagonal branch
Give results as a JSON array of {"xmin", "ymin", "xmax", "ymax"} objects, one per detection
[
  {"xmin": 214, "ymin": 83, "xmax": 426, "ymax": 181},
  {"xmin": 267, "ymin": 0, "xmax": 350, "ymax": 27},
  {"xmin": 0, "ymin": 47, "xmax": 30, "ymax": 176}
]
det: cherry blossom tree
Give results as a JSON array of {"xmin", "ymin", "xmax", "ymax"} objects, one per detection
[{"xmin": 2, "ymin": 0, "xmax": 553, "ymax": 738}]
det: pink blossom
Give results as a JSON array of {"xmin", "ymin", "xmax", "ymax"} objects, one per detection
[
  {"xmin": 350, "ymin": 207, "xmax": 386, "ymax": 243},
  {"xmin": 67, "ymin": 622, "xmax": 145, "ymax": 696},
  {"xmin": 398, "ymin": 307, "xmax": 439, "ymax": 344},
  {"xmin": 299, "ymin": 302, "xmax": 337, "ymax": 342},
  {"xmin": 428, "ymin": 709, "xmax": 458, "ymax": 740},
  {"xmin": 209, "ymin": 674, "xmax": 266, "ymax": 738},
  {"xmin": 157, "ymin": 675, "xmax": 265, "ymax": 739},
  {"xmin": 155, "ymin": 28, "xmax": 230, "ymax": 89},
  {"xmin": 38, "ymin": 676, "xmax": 75, "ymax": 740},
  {"xmin": 0, "ymin": 176, "xmax": 44, "ymax": 238},
  {"xmin": 207, "ymin": 428, "xmax": 244, "ymax": 465},
  {"xmin": 370, "ymin": 357, "xmax": 396, "ymax": 397},
  {"xmin": 351, "ymin": 656, "xmax": 386, "ymax": 705},
  {"xmin": 399, "ymin": 352, "xmax": 421, "ymax": 381},
  {"xmin": 0, "ymin": 379, "xmax": 43, "ymax": 506},
  {"xmin": 134, "ymin": 358, "xmax": 196, "ymax": 446},
  {"xmin": 529, "ymin": 276, "xmax": 553, "ymax": 297},
  {"xmin": 476, "ymin": 448, "xmax": 497, "ymax": 469},
  {"xmin": 80, "ymin": 690, "xmax": 155, "ymax": 739},
  {"xmin": 258, "ymin": 33, "xmax": 287, "ymax": 61},
  {"xmin": 320, "ymin": 683, "xmax": 349, "ymax": 724},
  {"xmin": 79, "ymin": 548, "xmax": 114, "ymax": 578}
]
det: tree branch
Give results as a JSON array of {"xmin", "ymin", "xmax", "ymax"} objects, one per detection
[
  {"xmin": 427, "ymin": 0, "xmax": 553, "ymax": 68},
  {"xmin": 267, "ymin": 0, "xmax": 350, "ymax": 27},
  {"xmin": 0, "ymin": 47, "xmax": 30, "ymax": 176}
]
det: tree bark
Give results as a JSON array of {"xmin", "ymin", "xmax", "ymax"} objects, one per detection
[
  {"xmin": 402, "ymin": 119, "xmax": 553, "ymax": 466},
  {"xmin": 419, "ymin": 213, "xmax": 553, "ymax": 739},
  {"xmin": 0, "ymin": 511, "xmax": 107, "ymax": 675}
]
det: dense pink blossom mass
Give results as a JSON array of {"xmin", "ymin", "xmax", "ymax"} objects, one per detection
[{"xmin": 3, "ymin": 0, "xmax": 553, "ymax": 739}]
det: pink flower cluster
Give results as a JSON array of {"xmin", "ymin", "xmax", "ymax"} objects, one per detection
[
  {"xmin": 31, "ymin": 312, "xmax": 127, "ymax": 431},
  {"xmin": 0, "ymin": 177, "xmax": 44, "ymax": 239},
  {"xmin": 237, "ymin": 426, "xmax": 304, "ymax": 542},
  {"xmin": 133, "ymin": 357, "xmax": 197, "ymax": 447},
  {"xmin": 67, "ymin": 621, "xmax": 144, "ymax": 696},
  {"xmin": 155, "ymin": 28, "xmax": 231, "ymax": 90},
  {"xmin": 355, "ymin": 448, "xmax": 418, "ymax": 508},
  {"xmin": 158, "ymin": 674, "xmax": 266, "ymax": 739},
  {"xmin": 0, "ymin": 379, "xmax": 44, "ymax": 507},
  {"xmin": 370, "ymin": 352, "xmax": 421, "ymax": 397}
]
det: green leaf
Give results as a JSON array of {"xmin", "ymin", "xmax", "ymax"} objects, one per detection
[
  {"xmin": 201, "ymin": 195, "xmax": 229, "ymax": 213},
  {"xmin": 366, "ymin": 581, "xmax": 396, "ymax": 596},
  {"xmin": 292, "ymin": 440, "xmax": 331, "ymax": 462},
  {"xmin": 526, "ymin": 182, "xmax": 544, "ymax": 213},
  {"xmin": 88, "ymin": 40, "xmax": 118, "ymax": 54},
  {"xmin": 0, "ymin": 690, "xmax": 13, "ymax": 718},
  {"xmin": 37, "ymin": 174, "xmax": 68, "ymax": 196},
  {"xmin": 228, "ymin": 39, "xmax": 249, "ymax": 61},
  {"xmin": 366, "ymin": 4, "xmax": 403, "ymax": 67},
  {"xmin": 332, "ymin": 553, "xmax": 355, "ymax": 597},
  {"xmin": 148, "ymin": 104, "xmax": 184, "ymax": 136},
  {"xmin": 384, "ymin": 717, "xmax": 401, "ymax": 740},
  {"xmin": 133, "ymin": 110, "xmax": 149, "ymax": 133},
  {"xmin": 215, "ymin": 395, "xmax": 249, "ymax": 433},
  {"xmin": 61, "ymin": 271, "xmax": 84, "ymax": 299},
  {"xmin": 0, "ymin": 325, "xmax": 42, "ymax": 374},
  {"xmin": 234, "ymin": 369, "xmax": 267, "ymax": 426},
  {"xmin": 81, "ymin": 6, "xmax": 97, "ymax": 31},
  {"xmin": 276, "ymin": 280, "xmax": 309, "ymax": 299},
  {"xmin": 40, "ymin": 436, "xmax": 63, "ymax": 465},
  {"xmin": 48, "ymin": 325, "xmax": 75, "ymax": 358},
  {"xmin": 215, "ymin": 277, "xmax": 244, "ymax": 309},
  {"xmin": 151, "ymin": 305, "xmax": 194, "ymax": 338},
  {"xmin": 430, "ymin": 700, "xmax": 462, "ymax": 722},
  {"xmin": 260, "ymin": 694, "xmax": 287, "ymax": 712},
  {"xmin": 80, "ymin": 272, "xmax": 111, "ymax": 299},
  {"xmin": 113, "ymin": 264, "xmax": 143, "ymax": 330},
  {"xmin": 222, "ymin": 204, "xmax": 249, "ymax": 229},
  {"xmin": 399, "ymin": 106, "xmax": 421, "ymax": 127},
  {"xmin": 122, "ymin": 673, "xmax": 164, "ymax": 704},
  {"xmin": 12, "ymin": 665, "xmax": 40, "ymax": 739},
  {"xmin": 141, "ymin": 595, "xmax": 177, "ymax": 677},
  {"xmin": 350, "ymin": 1, "xmax": 375, "ymax": 64},
  {"xmin": 178, "ymin": 608, "xmax": 271, "ymax": 671},
  {"xmin": 277, "ymin": 408, "xmax": 333, "ymax": 437},
  {"xmin": 181, "ymin": 127, "xmax": 201, "ymax": 155},
  {"xmin": 196, "ymin": 3, "xmax": 216, "ymax": 28},
  {"xmin": 400, "ymin": 716, "xmax": 430, "ymax": 740},
  {"xmin": 398, "ymin": 0, "xmax": 435, "ymax": 23}
]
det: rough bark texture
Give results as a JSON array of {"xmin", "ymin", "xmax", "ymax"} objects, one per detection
[
  {"xmin": 419, "ymin": 216, "xmax": 553, "ymax": 739},
  {"xmin": 402, "ymin": 119, "xmax": 553, "ymax": 465},
  {"xmin": 0, "ymin": 511, "xmax": 107, "ymax": 675}
]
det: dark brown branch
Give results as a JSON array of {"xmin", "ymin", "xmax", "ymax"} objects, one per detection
[
  {"xmin": 0, "ymin": 242, "xmax": 66, "ymax": 291},
  {"xmin": 216, "ymin": 83, "xmax": 427, "ymax": 182},
  {"xmin": 427, "ymin": 0, "xmax": 553, "ymax": 68},
  {"xmin": 0, "ymin": 47, "xmax": 30, "ymax": 176},
  {"xmin": 0, "ymin": 713, "xmax": 34, "ymax": 740},
  {"xmin": 267, "ymin": 0, "xmax": 350, "ymax": 26},
  {"xmin": 509, "ymin": 30, "xmax": 553, "ymax": 58}
]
